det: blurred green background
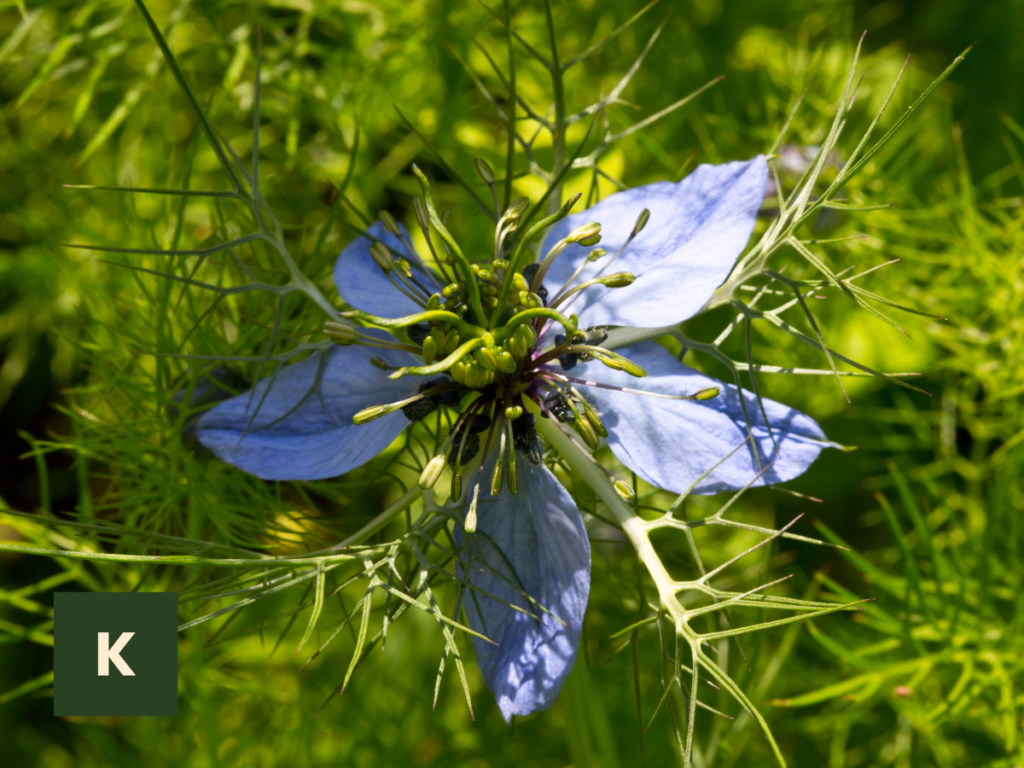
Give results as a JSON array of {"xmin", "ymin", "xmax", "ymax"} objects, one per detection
[{"xmin": 1, "ymin": 0, "xmax": 1022, "ymax": 766}]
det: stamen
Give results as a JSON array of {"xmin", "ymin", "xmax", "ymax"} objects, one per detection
[
  {"xmin": 388, "ymin": 337, "xmax": 486, "ymax": 379},
  {"xmin": 473, "ymin": 157, "xmax": 500, "ymax": 218},
  {"xmin": 550, "ymin": 372, "xmax": 720, "ymax": 402},
  {"xmin": 322, "ymin": 322, "xmax": 422, "ymax": 354},
  {"xmin": 378, "ymin": 210, "xmax": 438, "ymax": 287},
  {"xmin": 413, "ymin": 197, "xmax": 453, "ymax": 285},
  {"xmin": 528, "ymin": 221, "xmax": 602, "ymax": 295},
  {"xmin": 549, "ymin": 246, "xmax": 607, "ymax": 305},
  {"xmin": 561, "ymin": 208, "xmax": 649, "ymax": 315},
  {"xmin": 548, "ymin": 272, "xmax": 635, "ymax": 309}
]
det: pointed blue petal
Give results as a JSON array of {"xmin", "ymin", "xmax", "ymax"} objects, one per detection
[
  {"xmin": 459, "ymin": 458, "xmax": 590, "ymax": 722},
  {"xmin": 196, "ymin": 344, "xmax": 418, "ymax": 481},
  {"xmin": 571, "ymin": 341, "xmax": 835, "ymax": 494},
  {"xmin": 541, "ymin": 157, "xmax": 767, "ymax": 328},
  {"xmin": 333, "ymin": 221, "xmax": 435, "ymax": 317}
]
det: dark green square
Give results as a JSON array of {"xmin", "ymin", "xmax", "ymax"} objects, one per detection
[{"xmin": 54, "ymin": 592, "xmax": 178, "ymax": 717}]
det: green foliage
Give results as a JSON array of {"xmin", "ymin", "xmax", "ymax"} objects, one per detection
[{"xmin": 0, "ymin": 1, "xmax": 1020, "ymax": 766}]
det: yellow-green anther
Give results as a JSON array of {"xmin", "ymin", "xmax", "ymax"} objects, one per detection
[
  {"xmin": 490, "ymin": 461, "xmax": 503, "ymax": 496},
  {"xmin": 613, "ymin": 480, "xmax": 635, "ymax": 500},
  {"xmin": 473, "ymin": 157, "xmax": 495, "ymax": 185},
  {"xmin": 507, "ymin": 335, "xmax": 526, "ymax": 361},
  {"xmin": 394, "ymin": 258, "xmax": 413, "ymax": 279},
  {"xmin": 578, "ymin": 233, "xmax": 602, "ymax": 247},
  {"xmin": 430, "ymin": 326, "xmax": 446, "ymax": 350},
  {"xmin": 370, "ymin": 356, "xmax": 388, "ymax": 369},
  {"xmin": 505, "ymin": 196, "xmax": 530, "ymax": 222},
  {"xmin": 481, "ymin": 331, "xmax": 495, "ymax": 349},
  {"xmin": 444, "ymin": 329, "xmax": 461, "ymax": 355},
  {"xmin": 442, "ymin": 282, "xmax": 461, "ymax": 299},
  {"xmin": 473, "ymin": 347, "xmax": 498, "ymax": 372},
  {"xmin": 695, "ymin": 386, "xmax": 720, "ymax": 401},
  {"xmin": 492, "ymin": 259, "xmax": 510, "ymax": 271},
  {"xmin": 419, "ymin": 454, "xmax": 447, "ymax": 489},
  {"xmin": 353, "ymin": 405, "xmax": 390, "ymax": 425},
  {"xmin": 450, "ymin": 471, "xmax": 462, "ymax": 501},
  {"xmin": 632, "ymin": 208, "xmax": 651, "ymax": 236},
  {"xmin": 465, "ymin": 499, "xmax": 478, "ymax": 533},
  {"xmin": 413, "ymin": 197, "xmax": 429, "ymax": 230},
  {"xmin": 422, "ymin": 336, "xmax": 438, "ymax": 364},
  {"xmin": 516, "ymin": 322, "xmax": 538, "ymax": 346},
  {"xmin": 369, "ymin": 242, "xmax": 393, "ymax": 271},
  {"xmin": 575, "ymin": 416, "xmax": 600, "ymax": 450},
  {"xmin": 451, "ymin": 361, "xmax": 467, "ymax": 384},
  {"xmin": 618, "ymin": 359, "xmax": 647, "ymax": 377},
  {"xmin": 599, "ymin": 272, "xmax": 636, "ymax": 288},
  {"xmin": 480, "ymin": 283, "xmax": 497, "ymax": 296},
  {"xmin": 379, "ymin": 210, "xmax": 401, "ymax": 238},
  {"xmin": 495, "ymin": 350, "xmax": 517, "ymax": 373},
  {"xmin": 594, "ymin": 355, "xmax": 624, "ymax": 371},
  {"xmin": 512, "ymin": 273, "xmax": 529, "ymax": 293},
  {"xmin": 505, "ymin": 405, "xmax": 523, "ymax": 420},
  {"xmin": 587, "ymin": 247, "xmax": 607, "ymax": 262},
  {"xmin": 568, "ymin": 222, "xmax": 601, "ymax": 243},
  {"xmin": 426, "ymin": 293, "xmax": 441, "ymax": 310},
  {"xmin": 527, "ymin": 293, "xmax": 543, "ymax": 308},
  {"xmin": 477, "ymin": 268, "xmax": 495, "ymax": 282},
  {"xmin": 323, "ymin": 321, "xmax": 357, "ymax": 345},
  {"xmin": 576, "ymin": 396, "xmax": 607, "ymax": 438}
]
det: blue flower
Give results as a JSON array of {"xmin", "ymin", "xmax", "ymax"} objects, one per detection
[{"xmin": 196, "ymin": 156, "xmax": 835, "ymax": 722}]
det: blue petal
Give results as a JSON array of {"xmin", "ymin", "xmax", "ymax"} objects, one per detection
[
  {"xmin": 333, "ymin": 221, "xmax": 436, "ymax": 317},
  {"xmin": 196, "ymin": 343, "xmax": 418, "ymax": 481},
  {"xmin": 459, "ymin": 458, "xmax": 590, "ymax": 722},
  {"xmin": 541, "ymin": 157, "xmax": 767, "ymax": 328},
  {"xmin": 570, "ymin": 341, "xmax": 835, "ymax": 494}
]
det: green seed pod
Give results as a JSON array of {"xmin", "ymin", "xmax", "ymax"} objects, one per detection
[{"xmin": 421, "ymin": 336, "xmax": 438, "ymax": 364}]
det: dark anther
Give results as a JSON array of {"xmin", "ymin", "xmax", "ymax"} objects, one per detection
[
  {"xmin": 420, "ymin": 378, "xmax": 462, "ymax": 409},
  {"xmin": 554, "ymin": 334, "xmax": 579, "ymax": 371},
  {"xmin": 511, "ymin": 411, "xmax": 535, "ymax": 439},
  {"xmin": 521, "ymin": 264, "xmax": 549, "ymax": 304},
  {"xmin": 407, "ymin": 323, "xmax": 431, "ymax": 344},
  {"xmin": 467, "ymin": 414, "xmax": 492, "ymax": 434},
  {"xmin": 402, "ymin": 397, "xmax": 437, "ymax": 422},
  {"xmin": 447, "ymin": 433, "xmax": 480, "ymax": 466},
  {"xmin": 514, "ymin": 430, "xmax": 543, "ymax": 465},
  {"xmin": 543, "ymin": 390, "xmax": 573, "ymax": 422}
]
